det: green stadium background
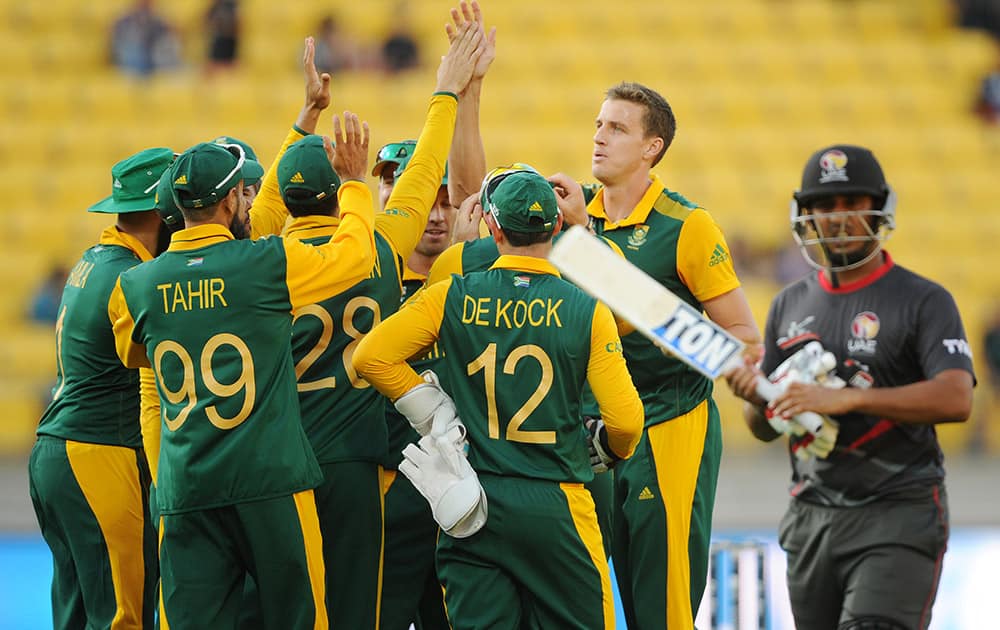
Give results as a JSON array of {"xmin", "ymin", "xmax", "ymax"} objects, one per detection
[{"xmin": 2, "ymin": 0, "xmax": 997, "ymax": 456}]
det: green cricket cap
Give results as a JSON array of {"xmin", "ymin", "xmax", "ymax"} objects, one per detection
[
  {"xmin": 483, "ymin": 168, "xmax": 559, "ymax": 233},
  {"xmin": 277, "ymin": 135, "xmax": 341, "ymax": 209},
  {"xmin": 87, "ymin": 147, "xmax": 175, "ymax": 214},
  {"xmin": 394, "ymin": 159, "xmax": 448, "ymax": 186},
  {"xmin": 154, "ymin": 167, "xmax": 184, "ymax": 228},
  {"xmin": 212, "ymin": 135, "xmax": 264, "ymax": 186},
  {"xmin": 169, "ymin": 142, "xmax": 247, "ymax": 210},
  {"xmin": 372, "ymin": 140, "xmax": 416, "ymax": 177}
]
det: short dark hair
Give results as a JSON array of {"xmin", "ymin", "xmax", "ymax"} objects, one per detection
[
  {"xmin": 502, "ymin": 227, "xmax": 553, "ymax": 247},
  {"xmin": 605, "ymin": 82, "xmax": 676, "ymax": 166},
  {"xmin": 284, "ymin": 189, "xmax": 339, "ymax": 217},
  {"xmin": 179, "ymin": 205, "xmax": 216, "ymax": 223}
]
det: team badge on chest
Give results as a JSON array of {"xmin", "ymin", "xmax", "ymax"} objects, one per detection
[
  {"xmin": 627, "ymin": 224, "xmax": 649, "ymax": 249},
  {"xmin": 848, "ymin": 311, "xmax": 879, "ymax": 354}
]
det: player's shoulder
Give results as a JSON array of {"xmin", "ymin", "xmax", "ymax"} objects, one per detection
[
  {"xmin": 886, "ymin": 262, "xmax": 957, "ymax": 303},
  {"xmin": 650, "ymin": 185, "xmax": 701, "ymax": 222}
]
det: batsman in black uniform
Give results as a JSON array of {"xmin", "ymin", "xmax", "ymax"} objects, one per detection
[{"xmin": 725, "ymin": 144, "xmax": 975, "ymax": 630}]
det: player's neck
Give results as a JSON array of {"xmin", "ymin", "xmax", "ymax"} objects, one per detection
[
  {"xmin": 496, "ymin": 241, "xmax": 552, "ymax": 260},
  {"xmin": 823, "ymin": 250, "xmax": 886, "ymax": 287},
  {"xmin": 406, "ymin": 251, "xmax": 435, "ymax": 277},
  {"xmin": 601, "ymin": 171, "xmax": 652, "ymax": 223},
  {"xmin": 116, "ymin": 211, "xmax": 162, "ymax": 258}
]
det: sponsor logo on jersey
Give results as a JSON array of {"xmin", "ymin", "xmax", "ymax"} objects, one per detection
[
  {"xmin": 627, "ymin": 224, "xmax": 649, "ymax": 249},
  {"xmin": 513, "ymin": 275, "xmax": 530, "ymax": 288},
  {"xmin": 289, "ymin": 172, "xmax": 305, "ymax": 183},
  {"xmin": 943, "ymin": 338, "xmax": 973, "ymax": 358},
  {"xmin": 638, "ymin": 486, "xmax": 655, "ymax": 500},
  {"xmin": 848, "ymin": 311, "xmax": 879, "ymax": 354},
  {"xmin": 777, "ymin": 315, "xmax": 820, "ymax": 349},
  {"xmin": 708, "ymin": 243, "xmax": 729, "ymax": 267},
  {"xmin": 818, "ymin": 149, "xmax": 849, "ymax": 184}
]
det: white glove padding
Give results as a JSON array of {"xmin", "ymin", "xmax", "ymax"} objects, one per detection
[
  {"xmin": 394, "ymin": 370, "xmax": 460, "ymax": 437},
  {"xmin": 584, "ymin": 416, "xmax": 618, "ymax": 473},
  {"xmin": 399, "ymin": 430, "xmax": 488, "ymax": 538},
  {"xmin": 766, "ymin": 408, "xmax": 840, "ymax": 459}
]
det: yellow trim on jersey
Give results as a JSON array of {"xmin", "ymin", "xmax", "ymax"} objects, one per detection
[
  {"xmin": 587, "ymin": 302, "xmax": 643, "ymax": 459},
  {"xmin": 98, "ymin": 225, "xmax": 155, "ymax": 262},
  {"xmin": 647, "ymin": 400, "xmax": 710, "ymax": 630},
  {"xmin": 426, "ymin": 240, "xmax": 465, "ymax": 286},
  {"xmin": 379, "ymin": 93, "xmax": 459, "ymax": 264},
  {"xmin": 283, "ymin": 180, "xmax": 376, "ymax": 309},
  {"xmin": 381, "ymin": 468, "xmax": 397, "ymax": 496},
  {"xmin": 65, "ymin": 441, "xmax": 147, "ymax": 630},
  {"xmin": 586, "ymin": 173, "xmax": 668, "ymax": 229},
  {"xmin": 560, "ymin": 482, "xmax": 614, "ymax": 629},
  {"xmin": 250, "ymin": 126, "xmax": 303, "ymax": 239},
  {"xmin": 353, "ymin": 277, "xmax": 452, "ymax": 400},
  {"xmin": 676, "ymin": 208, "xmax": 741, "ymax": 303},
  {"xmin": 292, "ymin": 490, "xmax": 329, "ymax": 630},
  {"xmin": 488, "ymin": 254, "xmax": 561, "ymax": 276},
  {"xmin": 138, "ymin": 367, "xmax": 160, "ymax": 483},
  {"xmin": 158, "ymin": 516, "xmax": 168, "ymax": 630},
  {"xmin": 402, "ymin": 265, "xmax": 427, "ymax": 284},
  {"xmin": 375, "ymin": 465, "xmax": 386, "ymax": 630},
  {"xmin": 109, "ymin": 278, "xmax": 149, "ymax": 369}
]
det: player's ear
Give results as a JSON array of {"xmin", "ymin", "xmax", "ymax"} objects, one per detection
[
  {"xmin": 485, "ymin": 213, "xmax": 503, "ymax": 243},
  {"xmin": 643, "ymin": 137, "xmax": 663, "ymax": 162}
]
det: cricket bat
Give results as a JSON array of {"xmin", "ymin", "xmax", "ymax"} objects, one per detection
[
  {"xmin": 549, "ymin": 225, "xmax": 745, "ymax": 380},
  {"xmin": 549, "ymin": 226, "xmax": 831, "ymax": 439}
]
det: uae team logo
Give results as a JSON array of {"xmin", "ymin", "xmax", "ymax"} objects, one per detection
[
  {"xmin": 818, "ymin": 149, "xmax": 849, "ymax": 184},
  {"xmin": 848, "ymin": 311, "xmax": 879, "ymax": 354}
]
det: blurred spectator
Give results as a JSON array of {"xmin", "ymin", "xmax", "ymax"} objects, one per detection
[
  {"xmin": 205, "ymin": 0, "xmax": 241, "ymax": 74},
  {"xmin": 969, "ymin": 304, "xmax": 1000, "ymax": 454},
  {"xmin": 380, "ymin": 2, "xmax": 420, "ymax": 74},
  {"xmin": 27, "ymin": 266, "xmax": 68, "ymax": 325},
  {"xmin": 110, "ymin": 0, "xmax": 181, "ymax": 77},
  {"xmin": 314, "ymin": 15, "xmax": 367, "ymax": 74},
  {"xmin": 953, "ymin": 1, "xmax": 1000, "ymax": 123},
  {"xmin": 773, "ymin": 240, "xmax": 812, "ymax": 285},
  {"xmin": 974, "ymin": 63, "xmax": 1000, "ymax": 124}
]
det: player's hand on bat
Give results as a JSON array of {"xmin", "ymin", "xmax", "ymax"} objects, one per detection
[
  {"xmin": 547, "ymin": 173, "xmax": 589, "ymax": 228},
  {"xmin": 724, "ymin": 356, "xmax": 767, "ymax": 407},
  {"xmin": 330, "ymin": 112, "xmax": 370, "ymax": 182},
  {"xmin": 435, "ymin": 21, "xmax": 484, "ymax": 96},
  {"xmin": 769, "ymin": 382, "xmax": 860, "ymax": 419},
  {"xmin": 451, "ymin": 193, "xmax": 483, "ymax": 243},
  {"xmin": 445, "ymin": 1, "xmax": 496, "ymax": 84}
]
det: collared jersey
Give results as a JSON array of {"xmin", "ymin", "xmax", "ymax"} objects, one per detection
[
  {"xmin": 761, "ymin": 253, "xmax": 976, "ymax": 506},
  {"xmin": 587, "ymin": 174, "xmax": 741, "ymax": 424},
  {"xmin": 36, "ymin": 226, "xmax": 154, "ymax": 446},
  {"xmin": 109, "ymin": 181, "xmax": 376, "ymax": 513},
  {"xmin": 287, "ymin": 92, "xmax": 457, "ymax": 465},
  {"xmin": 355, "ymin": 255, "xmax": 643, "ymax": 483}
]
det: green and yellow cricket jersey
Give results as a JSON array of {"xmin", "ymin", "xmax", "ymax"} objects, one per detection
[
  {"xmin": 108, "ymin": 181, "xmax": 376, "ymax": 514},
  {"xmin": 587, "ymin": 174, "xmax": 740, "ymax": 425},
  {"xmin": 285, "ymin": 92, "xmax": 456, "ymax": 465},
  {"xmin": 36, "ymin": 227, "xmax": 154, "ymax": 446},
  {"xmin": 356, "ymin": 255, "xmax": 643, "ymax": 483}
]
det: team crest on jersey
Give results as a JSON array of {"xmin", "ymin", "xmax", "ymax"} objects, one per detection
[
  {"xmin": 818, "ymin": 149, "xmax": 849, "ymax": 184},
  {"xmin": 627, "ymin": 225, "xmax": 649, "ymax": 249},
  {"xmin": 848, "ymin": 311, "xmax": 879, "ymax": 354},
  {"xmin": 513, "ymin": 275, "xmax": 530, "ymax": 288}
]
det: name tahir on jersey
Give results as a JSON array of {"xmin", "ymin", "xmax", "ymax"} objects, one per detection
[{"xmin": 157, "ymin": 278, "xmax": 228, "ymax": 314}]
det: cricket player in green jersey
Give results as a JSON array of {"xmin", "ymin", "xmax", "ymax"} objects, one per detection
[
  {"xmin": 276, "ymin": 22, "xmax": 484, "ymax": 629},
  {"xmin": 28, "ymin": 147, "xmax": 176, "ymax": 630},
  {"xmin": 355, "ymin": 167, "xmax": 644, "ymax": 629},
  {"xmin": 108, "ymin": 118, "xmax": 376, "ymax": 629},
  {"xmin": 551, "ymin": 81, "xmax": 762, "ymax": 628}
]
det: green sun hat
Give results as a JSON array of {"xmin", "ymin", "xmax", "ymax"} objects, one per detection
[
  {"xmin": 87, "ymin": 147, "xmax": 175, "ymax": 214},
  {"xmin": 277, "ymin": 135, "xmax": 341, "ymax": 210},
  {"xmin": 212, "ymin": 136, "xmax": 264, "ymax": 187},
  {"xmin": 170, "ymin": 142, "xmax": 247, "ymax": 209},
  {"xmin": 393, "ymin": 160, "xmax": 448, "ymax": 186},
  {"xmin": 372, "ymin": 140, "xmax": 417, "ymax": 178},
  {"xmin": 482, "ymin": 168, "xmax": 559, "ymax": 233}
]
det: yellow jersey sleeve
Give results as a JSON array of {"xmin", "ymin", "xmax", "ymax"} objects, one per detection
[
  {"xmin": 353, "ymin": 278, "xmax": 451, "ymax": 400},
  {"xmin": 138, "ymin": 367, "xmax": 161, "ymax": 484},
  {"xmin": 587, "ymin": 301, "xmax": 643, "ymax": 459},
  {"xmin": 377, "ymin": 93, "xmax": 459, "ymax": 263},
  {"xmin": 108, "ymin": 277, "xmax": 150, "ymax": 369},
  {"xmin": 250, "ymin": 127, "xmax": 305, "ymax": 239},
  {"xmin": 676, "ymin": 208, "xmax": 741, "ymax": 303},
  {"xmin": 425, "ymin": 241, "xmax": 465, "ymax": 286},
  {"xmin": 283, "ymin": 180, "xmax": 377, "ymax": 309}
]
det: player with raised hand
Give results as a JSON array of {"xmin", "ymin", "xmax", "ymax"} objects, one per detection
[
  {"xmin": 724, "ymin": 144, "xmax": 974, "ymax": 630},
  {"xmin": 278, "ymin": 19, "xmax": 483, "ymax": 629},
  {"xmin": 354, "ymin": 166, "xmax": 644, "ymax": 629},
  {"xmin": 108, "ymin": 105, "xmax": 377, "ymax": 627}
]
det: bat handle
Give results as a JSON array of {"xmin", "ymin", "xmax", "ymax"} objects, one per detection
[
  {"xmin": 754, "ymin": 376, "xmax": 783, "ymax": 402},
  {"xmin": 754, "ymin": 376, "xmax": 825, "ymax": 436}
]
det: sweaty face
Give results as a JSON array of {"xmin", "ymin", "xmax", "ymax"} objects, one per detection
[
  {"xmin": 415, "ymin": 186, "xmax": 454, "ymax": 257},
  {"xmin": 592, "ymin": 99, "xmax": 653, "ymax": 186}
]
